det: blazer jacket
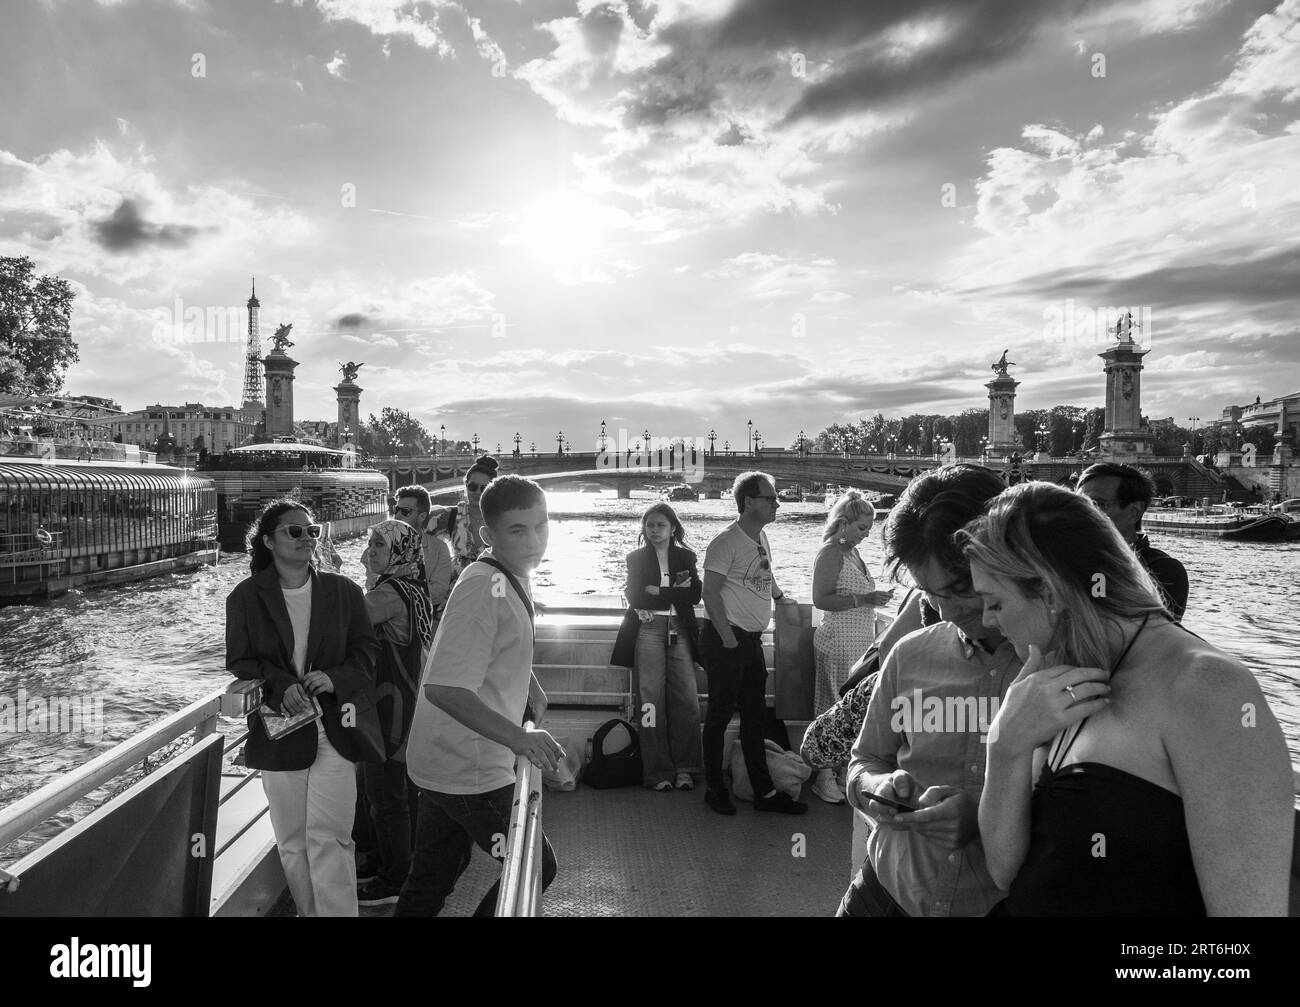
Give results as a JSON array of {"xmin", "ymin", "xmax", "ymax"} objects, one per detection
[
  {"xmin": 610, "ymin": 543, "xmax": 702, "ymax": 667},
  {"xmin": 226, "ymin": 564, "xmax": 379, "ymax": 771}
]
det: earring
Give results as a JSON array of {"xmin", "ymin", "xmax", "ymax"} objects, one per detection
[{"xmin": 837, "ymin": 537, "xmax": 846, "ymax": 544}]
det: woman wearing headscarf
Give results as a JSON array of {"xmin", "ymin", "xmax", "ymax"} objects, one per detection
[
  {"xmin": 439, "ymin": 455, "xmax": 499, "ymax": 580},
  {"xmin": 355, "ymin": 519, "xmax": 436, "ymax": 906}
]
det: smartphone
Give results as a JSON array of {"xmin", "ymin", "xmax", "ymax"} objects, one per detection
[{"xmin": 865, "ymin": 790, "xmax": 917, "ymax": 813}]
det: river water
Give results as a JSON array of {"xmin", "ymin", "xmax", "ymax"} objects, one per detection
[{"xmin": 2, "ymin": 490, "xmax": 1298, "ymax": 823}]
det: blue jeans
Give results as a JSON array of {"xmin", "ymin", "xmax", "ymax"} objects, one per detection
[
  {"xmin": 837, "ymin": 860, "xmax": 909, "ymax": 917},
  {"xmin": 361, "ymin": 758, "xmax": 420, "ymax": 888},
  {"xmin": 700, "ymin": 622, "xmax": 773, "ymax": 797},
  {"xmin": 394, "ymin": 783, "xmax": 557, "ymax": 917},
  {"xmin": 634, "ymin": 615, "xmax": 702, "ymax": 786}
]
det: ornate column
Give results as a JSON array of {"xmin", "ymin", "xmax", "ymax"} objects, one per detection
[
  {"xmin": 262, "ymin": 323, "xmax": 298, "ymax": 439},
  {"xmin": 334, "ymin": 362, "xmax": 364, "ymax": 448},
  {"xmin": 1098, "ymin": 313, "xmax": 1153, "ymax": 460},
  {"xmin": 985, "ymin": 349, "xmax": 1020, "ymax": 458}
]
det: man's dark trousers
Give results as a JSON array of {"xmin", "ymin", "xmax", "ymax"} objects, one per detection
[
  {"xmin": 394, "ymin": 783, "xmax": 557, "ymax": 917},
  {"xmin": 700, "ymin": 621, "xmax": 774, "ymax": 797}
]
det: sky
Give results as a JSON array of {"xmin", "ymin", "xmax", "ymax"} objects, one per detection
[{"xmin": 1, "ymin": 0, "xmax": 1297, "ymax": 452}]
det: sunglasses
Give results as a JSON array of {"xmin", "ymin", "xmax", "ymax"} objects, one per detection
[
  {"xmin": 751, "ymin": 494, "xmax": 778, "ymax": 502},
  {"xmin": 276, "ymin": 524, "xmax": 322, "ymax": 540},
  {"xmin": 756, "ymin": 543, "xmax": 771, "ymax": 572},
  {"xmin": 467, "ymin": 483, "xmax": 489, "ymax": 494},
  {"xmin": 393, "ymin": 505, "xmax": 417, "ymax": 517}
]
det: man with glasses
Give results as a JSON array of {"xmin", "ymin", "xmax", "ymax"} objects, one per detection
[
  {"xmin": 1077, "ymin": 463, "xmax": 1188, "ymax": 620},
  {"xmin": 394, "ymin": 484, "xmax": 454, "ymax": 617},
  {"xmin": 700, "ymin": 471, "xmax": 806, "ymax": 815},
  {"xmin": 844, "ymin": 464, "xmax": 1018, "ymax": 916}
]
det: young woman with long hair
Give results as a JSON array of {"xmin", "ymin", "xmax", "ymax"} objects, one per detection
[
  {"xmin": 610, "ymin": 503, "xmax": 703, "ymax": 791},
  {"xmin": 225, "ymin": 499, "xmax": 379, "ymax": 916},
  {"xmin": 961, "ymin": 482, "xmax": 1293, "ymax": 915}
]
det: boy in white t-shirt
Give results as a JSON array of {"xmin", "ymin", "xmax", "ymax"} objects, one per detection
[{"xmin": 395, "ymin": 476, "xmax": 563, "ymax": 916}]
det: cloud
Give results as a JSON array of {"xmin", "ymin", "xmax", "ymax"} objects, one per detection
[
  {"xmin": 336, "ymin": 312, "xmax": 370, "ymax": 328},
  {"xmin": 325, "ymin": 50, "xmax": 349, "ymax": 79},
  {"xmin": 92, "ymin": 198, "xmax": 204, "ymax": 251},
  {"xmin": 302, "ymin": 0, "xmax": 456, "ymax": 56}
]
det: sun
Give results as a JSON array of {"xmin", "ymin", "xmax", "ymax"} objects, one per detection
[{"xmin": 503, "ymin": 191, "xmax": 615, "ymax": 269}]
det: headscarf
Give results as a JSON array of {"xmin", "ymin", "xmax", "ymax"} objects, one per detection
[{"xmin": 366, "ymin": 519, "xmax": 435, "ymax": 647}]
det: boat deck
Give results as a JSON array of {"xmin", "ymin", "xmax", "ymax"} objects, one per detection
[{"xmin": 275, "ymin": 781, "xmax": 855, "ymax": 918}]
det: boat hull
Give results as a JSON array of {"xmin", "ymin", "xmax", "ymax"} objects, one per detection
[{"xmin": 1144, "ymin": 511, "xmax": 1295, "ymax": 542}]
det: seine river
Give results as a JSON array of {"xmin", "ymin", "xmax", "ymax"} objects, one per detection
[{"xmin": 2, "ymin": 490, "xmax": 1298, "ymax": 824}]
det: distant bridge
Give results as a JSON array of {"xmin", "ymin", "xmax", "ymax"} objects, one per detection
[{"xmin": 373, "ymin": 449, "xmax": 1227, "ymax": 501}]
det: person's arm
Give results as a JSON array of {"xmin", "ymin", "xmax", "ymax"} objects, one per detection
[
  {"xmin": 811, "ymin": 545, "xmax": 851, "ymax": 610},
  {"xmin": 425, "ymin": 537, "xmax": 454, "ymax": 610},
  {"xmin": 1163, "ymin": 652, "xmax": 1292, "ymax": 915},
  {"xmin": 979, "ymin": 646, "xmax": 1109, "ymax": 888},
  {"xmin": 225, "ymin": 590, "xmax": 298, "ymax": 707},
  {"xmin": 624, "ymin": 551, "xmax": 658, "ymax": 609},
  {"xmin": 364, "ymin": 582, "xmax": 406, "ymax": 629},
  {"xmin": 528, "ymin": 672, "xmax": 548, "ymax": 724},
  {"xmin": 312, "ymin": 579, "xmax": 379, "ymax": 702},
  {"xmin": 659, "ymin": 549, "xmax": 702, "ymax": 607},
  {"xmin": 845, "ymin": 650, "xmax": 907, "ymax": 816},
  {"xmin": 428, "ymin": 685, "xmax": 561, "ymax": 770},
  {"xmin": 701, "ymin": 570, "xmax": 736, "ymax": 647}
]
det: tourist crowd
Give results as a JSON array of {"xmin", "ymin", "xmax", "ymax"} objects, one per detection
[{"xmin": 225, "ymin": 458, "xmax": 1293, "ymax": 917}]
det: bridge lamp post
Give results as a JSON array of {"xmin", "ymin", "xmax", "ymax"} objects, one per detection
[
  {"xmin": 472, "ymin": 433, "xmax": 480, "ymax": 456},
  {"xmin": 709, "ymin": 429, "xmax": 717, "ymax": 456},
  {"xmin": 496, "ymin": 442, "xmax": 502, "ymax": 456},
  {"xmin": 565, "ymin": 439, "xmax": 572, "ymax": 454},
  {"xmin": 599, "ymin": 419, "xmax": 607, "ymax": 453},
  {"xmin": 747, "ymin": 419, "xmax": 753, "ymax": 455},
  {"xmin": 1187, "ymin": 416, "xmax": 1200, "ymax": 454},
  {"xmin": 1036, "ymin": 423, "xmax": 1049, "ymax": 455},
  {"xmin": 514, "ymin": 432, "xmax": 521, "ymax": 457},
  {"xmin": 530, "ymin": 441, "xmax": 536, "ymax": 458},
  {"xmin": 723, "ymin": 439, "xmax": 730, "ymax": 454},
  {"xmin": 440, "ymin": 424, "xmax": 445, "ymax": 455},
  {"xmin": 797, "ymin": 430, "xmax": 805, "ymax": 455},
  {"xmin": 556, "ymin": 430, "xmax": 564, "ymax": 457},
  {"xmin": 643, "ymin": 428, "xmax": 650, "ymax": 460},
  {"xmin": 979, "ymin": 435, "xmax": 989, "ymax": 461}
]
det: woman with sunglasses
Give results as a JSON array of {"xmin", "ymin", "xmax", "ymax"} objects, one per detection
[
  {"xmin": 611, "ymin": 503, "xmax": 703, "ymax": 791},
  {"xmin": 445, "ymin": 455, "xmax": 499, "ymax": 579},
  {"xmin": 226, "ymin": 499, "xmax": 379, "ymax": 916},
  {"xmin": 961, "ymin": 483, "xmax": 1293, "ymax": 915}
]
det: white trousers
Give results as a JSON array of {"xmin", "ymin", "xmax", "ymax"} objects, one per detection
[{"xmin": 261, "ymin": 727, "xmax": 358, "ymax": 917}]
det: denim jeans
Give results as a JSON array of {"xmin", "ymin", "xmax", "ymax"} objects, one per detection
[
  {"xmin": 837, "ymin": 860, "xmax": 909, "ymax": 917},
  {"xmin": 394, "ymin": 783, "xmax": 558, "ymax": 917},
  {"xmin": 700, "ymin": 622, "xmax": 773, "ymax": 797},
  {"xmin": 634, "ymin": 614, "xmax": 702, "ymax": 786},
  {"xmin": 361, "ymin": 758, "xmax": 420, "ymax": 888}
]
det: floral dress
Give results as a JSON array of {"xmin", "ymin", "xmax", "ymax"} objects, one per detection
[{"xmin": 813, "ymin": 550, "xmax": 877, "ymax": 715}]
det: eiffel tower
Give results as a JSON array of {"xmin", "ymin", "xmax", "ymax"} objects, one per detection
[{"xmin": 240, "ymin": 278, "xmax": 264, "ymax": 421}]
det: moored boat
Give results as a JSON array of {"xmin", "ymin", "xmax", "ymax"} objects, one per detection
[{"xmin": 1143, "ymin": 505, "xmax": 1296, "ymax": 542}]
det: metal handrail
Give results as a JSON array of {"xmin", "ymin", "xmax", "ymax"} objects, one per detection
[
  {"xmin": 494, "ymin": 721, "xmax": 545, "ymax": 917},
  {"xmin": 0, "ymin": 689, "xmax": 223, "ymax": 851}
]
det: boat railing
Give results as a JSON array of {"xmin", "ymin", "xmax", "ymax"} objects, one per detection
[
  {"xmin": 494, "ymin": 722, "xmax": 545, "ymax": 918},
  {"xmin": 0, "ymin": 681, "xmax": 266, "ymax": 914}
]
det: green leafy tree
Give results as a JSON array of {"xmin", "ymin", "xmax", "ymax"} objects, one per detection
[
  {"xmin": 356, "ymin": 407, "xmax": 434, "ymax": 456},
  {"xmin": 0, "ymin": 256, "xmax": 78, "ymax": 397}
]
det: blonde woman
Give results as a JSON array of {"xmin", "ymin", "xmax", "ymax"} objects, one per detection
[
  {"xmin": 810, "ymin": 489, "xmax": 893, "ymax": 803},
  {"xmin": 961, "ymin": 482, "xmax": 1293, "ymax": 916}
]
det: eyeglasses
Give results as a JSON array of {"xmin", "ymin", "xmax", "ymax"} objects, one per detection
[
  {"xmin": 276, "ymin": 524, "xmax": 322, "ymax": 540},
  {"xmin": 393, "ymin": 505, "xmax": 416, "ymax": 517},
  {"xmin": 751, "ymin": 494, "xmax": 778, "ymax": 502},
  {"xmin": 467, "ymin": 482, "xmax": 489, "ymax": 494},
  {"xmin": 913, "ymin": 574, "xmax": 975, "ymax": 601}
]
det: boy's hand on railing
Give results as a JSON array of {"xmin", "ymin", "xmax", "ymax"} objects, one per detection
[{"xmin": 514, "ymin": 727, "xmax": 564, "ymax": 772}]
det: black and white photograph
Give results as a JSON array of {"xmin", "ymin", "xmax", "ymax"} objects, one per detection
[{"xmin": 0, "ymin": 0, "xmax": 1296, "ymax": 968}]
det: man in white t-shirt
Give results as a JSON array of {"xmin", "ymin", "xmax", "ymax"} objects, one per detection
[
  {"xmin": 700, "ymin": 471, "xmax": 807, "ymax": 816},
  {"xmin": 395, "ymin": 476, "xmax": 563, "ymax": 916}
]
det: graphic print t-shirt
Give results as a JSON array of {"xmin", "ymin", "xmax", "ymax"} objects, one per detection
[{"xmin": 703, "ymin": 522, "xmax": 774, "ymax": 633}]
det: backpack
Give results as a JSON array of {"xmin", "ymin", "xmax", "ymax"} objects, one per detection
[{"xmin": 582, "ymin": 719, "xmax": 643, "ymax": 789}]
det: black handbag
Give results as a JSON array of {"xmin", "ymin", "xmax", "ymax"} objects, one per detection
[{"xmin": 582, "ymin": 719, "xmax": 643, "ymax": 789}]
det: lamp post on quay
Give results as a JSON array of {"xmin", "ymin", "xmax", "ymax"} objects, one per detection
[
  {"xmin": 708, "ymin": 429, "xmax": 717, "ymax": 456},
  {"xmin": 556, "ymin": 430, "xmax": 564, "ymax": 457},
  {"xmin": 599, "ymin": 419, "xmax": 607, "ymax": 453},
  {"xmin": 472, "ymin": 433, "xmax": 480, "ymax": 456},
  {"xmin": 440, "ymin": 423, "xmax": 445, "ymax": 455},
  {"xmin": 514, "ymin": 432, "xmax": 521, "ymax": 457},
  {"xmin": 747, "ymin": 419, "xmax": 754, "ymax": 455}
]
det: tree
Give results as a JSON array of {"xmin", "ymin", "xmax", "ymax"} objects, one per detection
[
  {"xmin": 356, "ymin": 407, "xmax": 433, "ymax": 456},
  {"xmin": 0, "ymin": 256, "xmax": 78, "ymax": 397}
]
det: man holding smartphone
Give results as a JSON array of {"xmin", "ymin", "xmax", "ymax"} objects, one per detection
[
  {"xmin": 700, "ymin": 471, "xmax": 807, "ymax": 816},
  {"xmin": 845, "ymin": 465, "xmax": 1018, "ymax": 916}
]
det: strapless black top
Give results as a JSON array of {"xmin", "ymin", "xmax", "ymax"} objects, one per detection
[{"xmin": 1005, "ymin": 761, "xmax": 1206, "ymax": 917}]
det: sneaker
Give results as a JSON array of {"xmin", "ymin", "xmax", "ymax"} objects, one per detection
[
  {"xmin": 704, "ymin": 787, "xmax": 736, "ymax": 816},
  {"xmin": 357, "ymin": 878, "xmax": 402, "ymax": 906},
  {"xmin": 812, "ymin": 771, "xmax": 846, "ymax": 805},
  {"xmin": 674, "ymin": 772, "xmax": 694, "ymax": 791},
  {"xmin": 754, "ymin": 790, "xmax": 809, "ymax": 815},
  {"xmin": 651, "ymin": 780, "xmax": 673, "ymax": 792}
]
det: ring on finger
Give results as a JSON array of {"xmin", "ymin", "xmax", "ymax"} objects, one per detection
[{"xmin": 1064, "ymin": 684, "xmax": 1077, "ymax": 702}]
